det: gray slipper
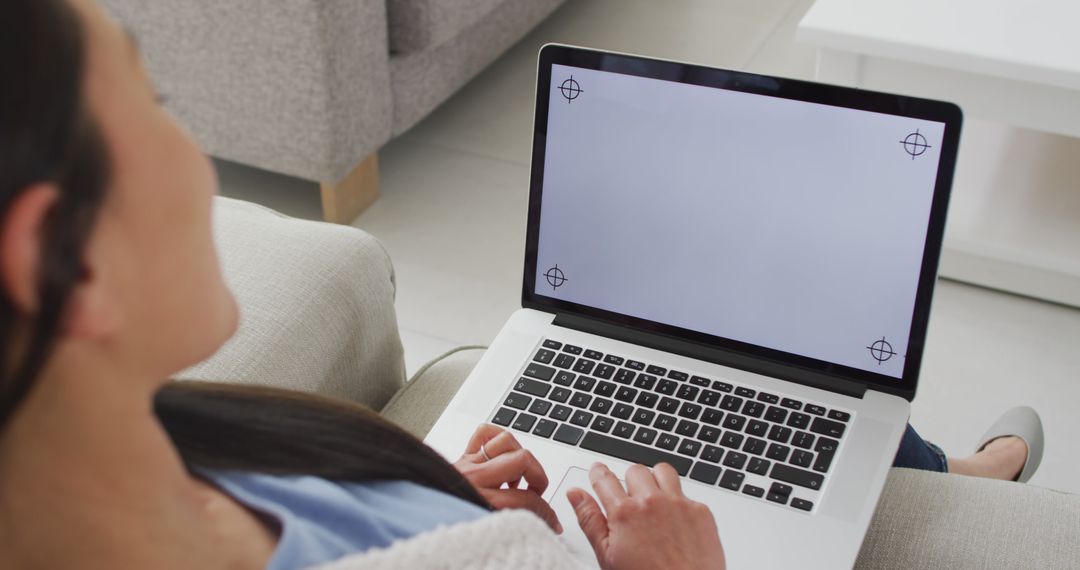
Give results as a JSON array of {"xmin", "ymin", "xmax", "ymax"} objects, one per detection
[{"xmin": 975, "ymin": 406, "xmax": 1043, "ymax": 483}]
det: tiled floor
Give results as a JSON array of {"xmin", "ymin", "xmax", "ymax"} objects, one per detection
[{"xmin": 217, "ymin": 0, "xmax": 1079, "ymax": 494}]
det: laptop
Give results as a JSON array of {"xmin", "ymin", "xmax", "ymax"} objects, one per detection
[{"xmin": 425, "ymin": 44, "xmax": 962, "ymax": 568}]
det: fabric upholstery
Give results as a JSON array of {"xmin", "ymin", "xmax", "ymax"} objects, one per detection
[
  {"xmin": 389, "ymin": 0, "xmax": 566, "ymax": 136},
  {"xmin": 101, "ymin": 0, "xmax": 393, "ymax": 183},
  {"xmin": 385, "ymin": 348, "xmax": 1080, "ymax": 568},
  {"xmin": 387, "ymin": 0, "xmax": 505, "ymax": 55},
  {"xmin": 176, "ymin": 197, "xmax": 406, "ymax": 410}
]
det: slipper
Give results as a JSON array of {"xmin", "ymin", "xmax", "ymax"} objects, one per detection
[{"xmin": 975, "ymin": 406, "xmax": 1043, "ymax": 483}]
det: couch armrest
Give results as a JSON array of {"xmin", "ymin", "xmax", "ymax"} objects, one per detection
[
  {"xmin": 176, "ymin": 197, "xmax": 406, "ymax": 410},
  {"xmin": 101, "ymin": 0, "xmax": 392, "ymax": 183}
]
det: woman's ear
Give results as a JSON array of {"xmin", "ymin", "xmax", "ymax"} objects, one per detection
[{"xmin": 0, "ymin": 184, "xmax": 58, "ymax": 314}]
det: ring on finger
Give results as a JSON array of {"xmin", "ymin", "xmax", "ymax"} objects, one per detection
[{"xmin": 480, "ymin": 442, "xmax": 492, "ymax": 461}]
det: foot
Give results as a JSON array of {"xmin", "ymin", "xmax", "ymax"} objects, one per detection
[{"xmin": 947, "ymin": 436, "xmax": 1028, "ymax": 481}]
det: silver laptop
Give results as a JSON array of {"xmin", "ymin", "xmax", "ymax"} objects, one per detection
[{"xmin": 425, "ymin": 44, "xmax": 962, "ymax": 568}]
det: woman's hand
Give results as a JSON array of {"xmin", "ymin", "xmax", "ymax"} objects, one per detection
[
  {"xmin": 453, "ymin": 424, "xmax": 562, "ymax": 533},
  {"xmin": 569, "ymin": 462, "xmax": 726, "ymax": 570}
]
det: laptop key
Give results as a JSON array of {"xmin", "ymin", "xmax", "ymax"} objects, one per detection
[
  {"xmin": 701, "ymin": 445, "xmax": 724, "ymax": 463},
  {"xmin": 654, "ymin": 414, "xmax": 678, "ymax": 432},
  {"xmin": 523, "ymin": 364, "xmax": 556, "ymax": 381},
  {"xmin": 553, "ymin": 371, "xmax": 576, "ymax": 386},
  {"xmin": 792, "ymin": 431, "xmax": 815, "ymax": 449},
  {"xmin": 768, "ymin": 482, "xmax": 791, "ymax": 504},
  {"xmin": 804, "ymin": 404, "xmax": 826, "ymax": 416},
  {"xmin": 570, "ymin": 410, "xmax": 592, "ymax": 428},
  {"xmin": 515, "ymin": 377, "xmax": 551, "ymax": 398},
  {"xmin": 492, "ymin": 407, "xmax": 516, "ymax": 426},
  {"xmin": 658, "ymin": 397, "xmax": 680, "ymax": 414},
  {"xmin": 553, "ymin": 424, "xmax": 584, "ymax": 445},
  {"xmin": 720, "ymin": 395, "xmax": 743, "ymax": 411},
  {"xmin": 612, "ymin": 403, "xmax": 633, "ymax": 419},
  {"xmin": 828, "ymin": 410, "xmax": 852, "ymax": 422},
  {"xmin": 589, "ymin": 397, "xmax": 613, "ymax": 415},
  {"xmin": 632, "ymin": 409, "xmax": 656, "ymax": 425},
  {"xmin": 698, "ymin": 426, "xmax": 721, "ymax": 443},
  {"xmin": 512, "ymin": 413, "xmax": 537, "ymax": 432},
  {"xmin": 771, "ymin": 463, "xmax": 824, "ymax": 490},
  {"xmin": 580, "ymin": 432, "xmax": 692, "ymax": 475},
  {"xmin": 573, "ymin": 376, "xmax": 596, "ymax": 392},
  {"xmin": 595, "ymin": 381, "xmax": 617, "ymax": 397},
  {"xmin": 735, "ymin": 387, "xmax": 756, "ymax": 398},
  {"xmin": 676, "ymin": 384, "xmax": 700, "ymax": 401},
  {"xmin": 615, "ymin": 386, "xmax": 638, "ymax": 403},
  {"xmin": 787, "ymin": 412, "xmax": 810, "ymax": 429},
  {"xmin": 528, "ymin": 400, "xmax": 552, "ymax": 416},
  {"xmin": 583, "ymin": 349, "xmax": 603, "ymax": 360},
  {"xmin": 719, "ymin": 470, "xmax": 745, "ymax": 491},
  {"xmin": 542, "ymin": 339, "xmax": 562, "ymax": 350},
  {"xmin": 625, "ymin": 359, "xmax": 646, "ymax": 371},
  {"xmin": 813, "ymin": 449, "xmax": 837, "ymax": 473},
  {"xmin": 722, "ymin": 414, "xmax": 746, "ymax": 431},
  {"xmin": 768, "ymin": 425, "xmax": 793, "ymax": 444},
  {"xmin": 591, "ymin": 416, "xmax": 614, "ymax": 433},
  {"xmin": 633, "ymin": 373, "xmax": 657, "ymax": 390},
  {"xmin": 690, "ymin": 462, "xmax": 722, "ymax": 485},
  {"xmin": 742, "ymin": 401, "xmax": 765, "ymax": 418},
  {"xmin": 553, "ymin": 354, "xmax": 576, "ymax": 369},
  {"xmin": 635, "ymin": 392, "xmax": 659, "ymax": 409},
  {"xmin": 767, "ymin": 491, "xmax": 789, "ymax": 505},
  {"xmin": 570, "ymin": 393, "xmax": 592, "ymax": 409},
  {"xmin": 676, "ymin": 419, "xmax": 699, "ymax": 437},
  {"xmin": 698, "ymin": 389, "xmax": 721, "ymax": 407},
  {"xmin": 573, "ymin": 359, "xmax": 596, "ymax": 375},
  {"xmin": 743, "ymin": 437, "xmax": 767, "ymax": 456},
  {"xmin": 668, "ymin": 370, "xmax": 689, "ymax": 381},
  {"xmin": 757, "ymin": 392, "xmax": 779, "ymax": 404},
  {"xmin": 551, "ymin": 405, "xmax": 572, "ymax": 422},
  {"xmin": 701, "ymin": 408, "xmax": 724, "ymax": 425},
  {"xmin": 690, "ymin": 375, "xmax": 712, "ymax": 387},
  {"xmin": 712, "ymin": 380, "xmax": 733, "ymax": 393},
  {"xmin": 745, "ymin": 419, "xmax": 768, "ymax": 437},
  {"xmin": 766, "ymin": 443, "xmax": 791, "ymax": 462},
  {"xmin": 656, "ymin": 379, "xmax": 678, "ymax": 395},
  {"xmin": 613, "ymin": 421, "xmax": 636, "ymax": 438},
  {"xmin": 614, "ymin": 368, "xmax": 636, "ymax": 384},
  {"xmin": 504, "ymin": 392, "xmax": 531, "ymax": 410},
  {"xmin": 765, "ymin": 406, "xmax": 788, "ymax": 423},
  {"xmin": 810, "ymin": 417, "xmax": 846, "ymax": 439},
  {"xmin": 678, "ymin": 439, "xmax": 702, "ymax": 457},
  {"xmin": 742, "ymin": 484, "xmax": 765, "ymax": 498},
  {"xmin": 561, "ymin": 344, "xmax": 582, "ymax": 355},
  {"xmin": 646, "ymin": 365, "xmax": 668, "ymax": 376},
  {"xmin": 747, "ymin": 457, "xmax": 770, "ymax": 476},
  {"xmin": 594, "ymin": 364, "xmax": 616, "ymax": 380},
  {"xmin": 678, "ymin": 402, "xmax": 702, "ymax": 420},
  {"xmin": 533, "ymin": 349, "xmax": 555, "ymax": 364},
  {"xmin": 604, "ymin": 354, "xmax": 624, "ymax": 365},
  {"xmin": 720, "ymin": 432, "xmax": 744, "ymax": 449},
  {"xmin": 722, "ymin": 451, "xmax": 748, "ymax": 469},
  {"xmin": 815, "ymin": 437, "xmax": 839, "ymax": 453},
  {"xmin": 633, "ymin": 427, "xmax": 658, "ymax": 445},
  {"xmin": 657, "ymin": 433, "xmax": 679, "ymax": 451},
  {"xmin": 791, "ymin": 450, "xmax": 814, "ymax": 468},
  {"xmin": 791, "ymin": 498, "xmax": 814, "ymax": 512},
  {"xmin": 780, "ymin": 398, "xmax": 803, "ymax": 410},
  {"xmin": 533, "ymin": 419, "xmax": 556, "ymax": 438},
  {"xmin": 550, "ymin": 387, "xmax": 571, "ymax": 403}
]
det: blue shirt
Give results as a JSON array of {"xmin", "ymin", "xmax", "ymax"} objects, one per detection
[{"xmin": 202, "ymin": 471, "xmax": 488, "ymax": 570}]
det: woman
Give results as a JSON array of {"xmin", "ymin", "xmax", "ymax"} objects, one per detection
[{"xmin": 0, "ymin": 1, "xmax": 1036, "ymax": 569}]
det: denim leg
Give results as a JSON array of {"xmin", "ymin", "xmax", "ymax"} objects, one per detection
[{"xmin": 892, "ymin": 424, "xmax": 948, "ymax": 472}]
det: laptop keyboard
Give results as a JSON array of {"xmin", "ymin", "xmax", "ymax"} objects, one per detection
[{"xmin": 489, "ymin": 339, "xmax": 852, "ymax": 513}]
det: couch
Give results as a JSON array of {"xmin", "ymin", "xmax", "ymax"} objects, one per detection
[
  {"xmin": 101, "ymin": 0, "xmax": 567, "ymax": 223},
  {"xmin": 183, "ymin": 197, "xmax": 1080, "ymax": 568}
]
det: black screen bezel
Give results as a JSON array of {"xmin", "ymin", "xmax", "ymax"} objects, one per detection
[{"xmin": 522, "ymin": 44, "xmax": 962, "ymax": 401}]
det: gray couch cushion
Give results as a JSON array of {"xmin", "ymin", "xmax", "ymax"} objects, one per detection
[
  {"xmin": 388, "ymin": 0, "xmax": 505, "ymax": 54},
  {"xmin": 385, "ymin": 348, "xmax": 1080, "ymax": 569}
]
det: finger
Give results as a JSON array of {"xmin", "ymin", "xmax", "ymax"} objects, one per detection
[
  {"xmin": 652, "ymin": 462, "xmax": 683, "ymax": 494},
  {"xmin": 468, "ymin": 449, "xmax": 550, "ymax": 493},
  {"xmin": 568, "ymin": 487, "xmax": 610, "ymax": 561},
  {"xmin": 624, "ymin": 464, "xmax": 661, "ymax": 496},
  {"xmin": 484, "ymin": 488, "xmax": 564, "ymax": 534},
  {"xmin": 588, "ymin": 462, "xmax": 627, "ymax": 514},
  {"xmin": 464, "ymin": 424, "xmax": 508, "ymax": 454},
  {"xmin": 481, "ymin": 430, "xmax": 524, "ymax": 459}
]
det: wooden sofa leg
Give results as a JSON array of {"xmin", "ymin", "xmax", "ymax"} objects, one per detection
[{"xmin": 320, "ymin": 153, "xmax": 380, "ymax": 224}]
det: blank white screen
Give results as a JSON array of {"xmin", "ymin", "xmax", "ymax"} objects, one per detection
[{"xmin": 536, "ymin": 64, "xmax": 945, "ymax": 378}]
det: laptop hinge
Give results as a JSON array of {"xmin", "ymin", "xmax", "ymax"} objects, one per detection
[{"xmin": 552, "ymin": 313, "xmax": 868, "ymax": 400}]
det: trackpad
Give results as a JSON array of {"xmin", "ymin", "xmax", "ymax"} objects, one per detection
[{"xmin": 549, "ymin": 467, "xmax": 605, "ymax": 568}]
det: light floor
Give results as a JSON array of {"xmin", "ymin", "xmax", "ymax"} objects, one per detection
[{"xmin": 217, "ymin": 0, "xmax": 1080, "ymax": 494}]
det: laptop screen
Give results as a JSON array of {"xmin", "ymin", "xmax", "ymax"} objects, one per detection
[{"xmin": 525, "ymin": 46, "xmax": 961, "ymax": 397}]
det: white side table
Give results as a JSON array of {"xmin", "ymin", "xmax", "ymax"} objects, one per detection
[{"xmin": 797, "ymin": 0, "xmax": 1080, "ymax": 307}]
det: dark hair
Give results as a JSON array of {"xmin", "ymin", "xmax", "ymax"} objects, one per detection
[{"xmin": 1, "ymin": 0, "xmax": 490, "ymax": 511}]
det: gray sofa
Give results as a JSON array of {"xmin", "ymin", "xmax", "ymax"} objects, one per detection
[
  {"xmin": 185, "ymin": 197, "xmax": 1080, "ymax": 568},
  {"xmin": 102, "ymin": 0, "xmax": 566, "ymax": 223}
]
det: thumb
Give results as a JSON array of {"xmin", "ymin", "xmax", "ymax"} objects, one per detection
[{"xmin": 568, "ymin": 487, "xmax": 609, "ymax": 558}]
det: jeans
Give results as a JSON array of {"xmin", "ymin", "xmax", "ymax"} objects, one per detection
[{"xmin": 892, "ymin": 424, "xmax": 948, "ymax": 472}]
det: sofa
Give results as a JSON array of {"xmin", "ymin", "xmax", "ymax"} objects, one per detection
[
  {"xmin": 101, "ymin": 0, "xmax": 567, "ymax": 223},
  {"xmin": 182, "ymin": 197, "xmax": 1080, "ymax": 568}
]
